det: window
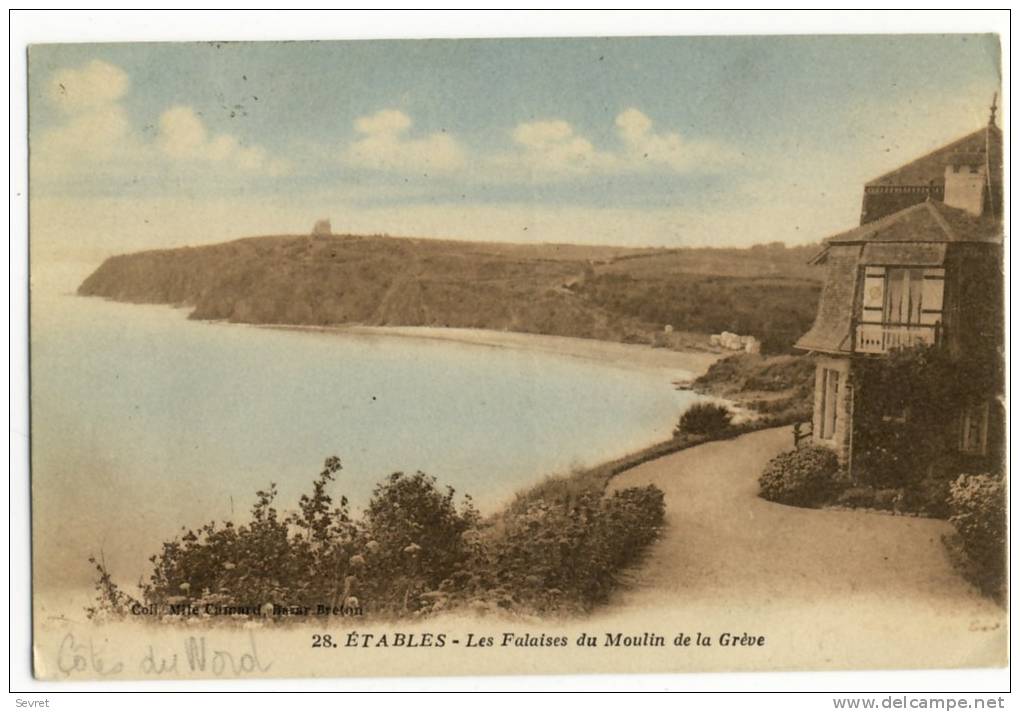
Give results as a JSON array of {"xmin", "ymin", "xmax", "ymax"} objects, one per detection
[
  {"xmin": 885, "ymin": 268, "xmax": 925, "ymax": 324},
  {"xmin": 820, "ymin": 368, "xmax": 840, "ymax": 440},
  {"xmin": 860, "ymin": 267, "xmax": 944, "ymax": 327},
  {"xmin": 960, "ymin": 402, "xmax": 989, "ymax": 455}
]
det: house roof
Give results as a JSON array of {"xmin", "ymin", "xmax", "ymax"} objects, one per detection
[
  {"xmin": 795, "ymin": 244, "xmax": 861, "ymax": 354},
  {"xmin": 798, "ymin": 117, "xmax": 1003, "ymax": 355},
  {"xmin": 864, "ymin": 124, "xmax": 1002, "ymax": 189},
  {"xmin": 823, "ymin": 200, "xmax": 1002, "ymax": 247},
  {"xmin": 799, "ymin": 201, "xmax": 1002, "ymax": 354}
]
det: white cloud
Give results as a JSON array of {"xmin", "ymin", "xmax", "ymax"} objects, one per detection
[
  {"xmin": 354, "ymin": 109, "xmax": 412, "ymax": 135},
  {"xmin": 154, "ymin": 105, "xmax": 287, "ymax": 175},
  {"xmin": 36, "ymin": 104, "xmax": 134, "ymax": 165},
  {"xmin": 34, "ymin": 60, "xmax": 288, "ymax": 183},
  {"xmin": 35, "ymin": 60, "xmax": 136, "ymax": 167},
  {"xmin": 335, "ymin": 107, "xmax": 736, "ymax": 181},
  {"xmin": 615, "ymin": 108, "xmax": 739, "ymax": 172},
  {"xmin": 507, "ymin": 119, "xmax": 613, "ymax": 175},
  {"xmin": 157, "ymin": 106, "xmax": 208, "ymax": 158},
  {"xmin": 495, "ymin": 109, "xmax": 736, "ymax": 179},
  {"xmin": 48, "ymin": 60, "xmax": 129, "ymax": 114},
  {"xmin": 345, "ymin": 109, "xmax": 465, "ymax": 174},
  {"xmin": 614, "ymin": 108, "xmax": 653, "ymax": 141}
]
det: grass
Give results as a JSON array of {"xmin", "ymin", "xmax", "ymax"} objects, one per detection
[
  {"xmin": 692, "ymin": 353, "xmax": 814, "ymax": 423},
  {"xmin": 507, "ymin": 411, "xmax": 803, "ymax": 516}
]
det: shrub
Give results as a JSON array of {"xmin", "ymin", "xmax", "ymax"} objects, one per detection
[
  {"xmin": 835, "ymin": 486, "xmax": 876, "ymax": 509},
  {"xmin": 901, "ymin": 476, "xmax": 952, "ymax": 518},
  {"xmin": 947, "ymin": 473, "xmax": 1006, "ymax": 598},
  {"xmin": 674, "ymin": 402, "xmax": 732, "ymax": 437},
  {"xmin": 469, "ymin": 485, "xmax": 665, "ymax": 613},
  {"xmin": 358, "ymin": 471, "xmax": 479, "ymax": 614},
  {"xmin": 872, "ymin": 488, "xmax": 903, "ymax": 512},
  {"xmin": 363, "ymin": 473, "xmax": 478, "ymax": 580},
  {"xmin": 87, "ymin": 457, "xmax": 666, "ymax": 621},
  {"xmin": 743, "ymin": 355, "xmax": 816, "ymax": 393},
  {"xmin": 758, "ymin": 446, "xmax": 840, "ymax": 507},
  {"xmin": 828, "ymin": 476, "xmax": 952, "ymax": 517}
]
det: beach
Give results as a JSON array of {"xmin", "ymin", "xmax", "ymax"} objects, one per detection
[{"xmin": 260, "ymin": 324, "xmax": 724, "ymax": 379}]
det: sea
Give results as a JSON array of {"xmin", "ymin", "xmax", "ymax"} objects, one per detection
[{"xmin": 29, "ymin": 261, "xmax": 706, "ymax": 597}]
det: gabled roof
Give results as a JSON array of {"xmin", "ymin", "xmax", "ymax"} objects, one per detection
[
  {"xmin": 823, "ymin": 200, "xmax": 1002, "ymax": 247},
  {"xmin": 865, "ymin": 124, "xmax": 1002, "ymax": 189}
]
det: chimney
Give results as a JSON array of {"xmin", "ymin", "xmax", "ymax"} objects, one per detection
[{"xmin": 943, "ymin": 152, "xmax": 986, "ymax": 216}]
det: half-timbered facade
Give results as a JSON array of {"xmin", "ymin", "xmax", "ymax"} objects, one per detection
[{"xmin": 795, "ymin": 110, "xmax": 1003, "ymax": 475}]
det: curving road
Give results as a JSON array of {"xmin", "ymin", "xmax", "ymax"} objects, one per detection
[{"xmin": 599, "ymin": 426, "xmax": 1006, "ymax": 671}]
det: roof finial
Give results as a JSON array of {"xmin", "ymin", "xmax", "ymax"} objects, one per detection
[{"xmin": 989, "ymin": 92, "xmax": 998, "ymax": 126}]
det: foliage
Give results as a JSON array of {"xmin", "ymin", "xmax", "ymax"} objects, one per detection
[
  {"xmin": 947, "ymin": 473, "xmax": 1006, "ymax": 599},
  {"xmin": 834, "ymin": 486, "xmax": 877, "ymax": 509},
  {"xmin": 457, "ymin": 486, "xmax": 666, "ymax": 614},
  {"xmin": 87, "ymin": 457, "xmax": 664, "ymax": 622},
  {"xmin": 742, "ymin": 355, "xmax": 816, "ymax": 393},
  {"xmin": 576, "ymin": 273, "xmax": 820, "ymax": 353},
  {"xmin": 900, "ymin": 476, "xmax": 953, "ymax": 518},
  {"xmin": 692, "ymin": 353, "xmax": 814, "ymax": 422},
  {"xmin": 359, "ymin": 471, "xmax": 479, "ymax": 613},
  {"xmin": 674, "ymin": 402, "xmax": 733, "ymax": 437},
  {"xmin": 127, "ymin": 458, "xmax": 363, "ymax": 618},
  {"xmin": 758, "ymin": 446, "xmax": 841, "ymax": 507},
  {"xmin": 851, "ymin": 346, "xmax": 1003, "ymax": 487},
  {"xmin": 84, "ymin": 554, "xmax": 136, "ymax": 621},
  {"xmin": 80, "ymin": 235, "xmax": 822, "ymax": 352},
  {"xmin": 871, "ymin": 488, "xmax": 902, "ymax": 512}
]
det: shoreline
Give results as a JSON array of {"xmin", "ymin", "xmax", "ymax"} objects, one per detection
[{"xmin": 254, "ymin": 323, "xmax": 724, "ymax": 379}]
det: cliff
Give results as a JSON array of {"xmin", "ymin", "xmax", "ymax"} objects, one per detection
[{"xmin": 78, "ymin": 233, "xmax": 822, "ymax": 353}]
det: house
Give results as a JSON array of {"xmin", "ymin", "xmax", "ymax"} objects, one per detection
[{"xmin": 795, "ymin": 103, "xmax": 1004, "ymax": 476}]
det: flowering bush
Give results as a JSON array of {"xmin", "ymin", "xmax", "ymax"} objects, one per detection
[
  {"xmin": 758, "ymin": 446, "xmax": 841, "ymax": 507},
  {"xmin": 947, "ymin": 473, "xmax": 1006, "ymax": 598},
  {"xmin": 358, "ymin": 471, "xmax": 479, "ymax": 614},
  {"xmin": 87, "ymin": 458, "xmax": 665, "ymax": 621}
]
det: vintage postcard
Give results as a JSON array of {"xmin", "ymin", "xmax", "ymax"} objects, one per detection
[{"xmin": 28, "ymin": 34, "xmax": 1006, "ymax": 681}]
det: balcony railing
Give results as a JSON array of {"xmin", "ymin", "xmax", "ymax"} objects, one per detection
[{"xmin": 853, "ymin": 322, "xmax": 941, "ymax": 354}]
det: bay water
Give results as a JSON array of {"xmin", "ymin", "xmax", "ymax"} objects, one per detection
[{"xmin": 30, "ymin": 262, "xmax": 706, "ymax": 598}]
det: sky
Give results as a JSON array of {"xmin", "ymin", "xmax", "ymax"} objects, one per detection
[{"xmin": 28, "ymin": 35, "xmax": 1001, "ymax": 262}]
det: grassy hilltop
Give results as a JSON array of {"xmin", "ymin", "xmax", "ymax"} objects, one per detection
[{"xmin": 78, "ymin": 234, "xmax": 822, "ymax": 353}]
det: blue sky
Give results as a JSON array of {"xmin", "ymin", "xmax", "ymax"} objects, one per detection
[{"xmin": 29, "ymin": 35, "xmax": 1001, "ymax": 259}]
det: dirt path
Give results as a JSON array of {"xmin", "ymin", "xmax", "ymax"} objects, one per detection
[{"xmin": 597, "ymin": 426, "xmax": 1006, "ymax": 670}]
